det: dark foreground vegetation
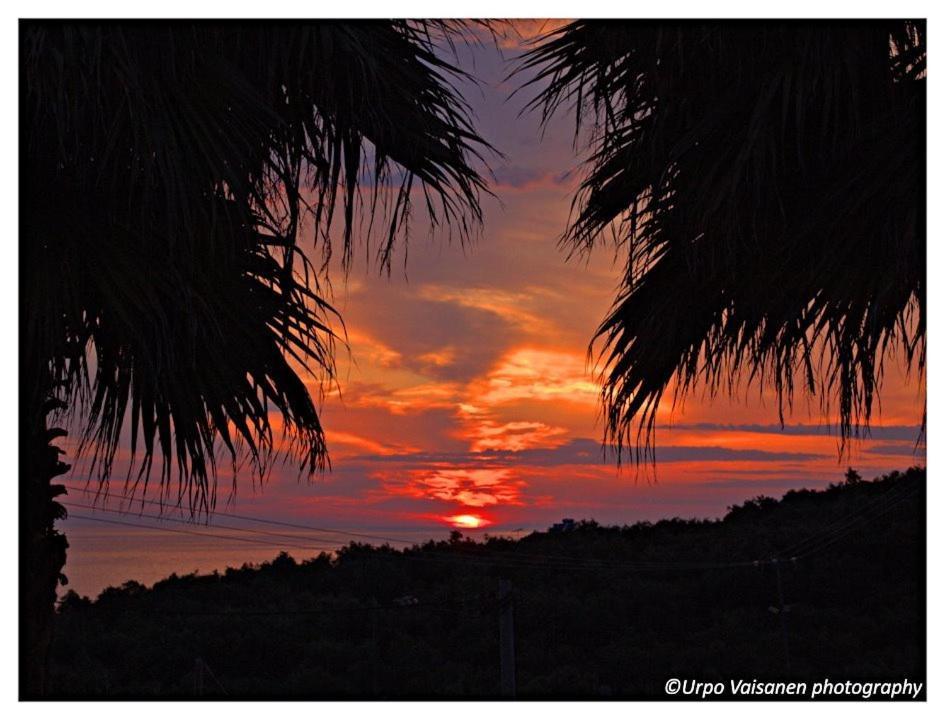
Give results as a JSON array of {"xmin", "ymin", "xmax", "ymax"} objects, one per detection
[{"xmin": 47, "ymin": 467, "xmax": 925, "ymax": 699}]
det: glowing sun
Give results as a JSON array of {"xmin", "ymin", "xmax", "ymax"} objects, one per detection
[{"xmin": 446, "ymin": 513, "xmax": 488, "ymax": 529}]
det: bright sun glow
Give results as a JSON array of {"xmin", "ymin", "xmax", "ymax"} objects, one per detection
[{"xmin": 446, "ymin": 514, "xmax": 488, "ymax": 529}]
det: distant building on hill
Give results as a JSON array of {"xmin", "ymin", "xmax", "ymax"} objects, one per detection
[{"xmin": 550, "ymin": 518, "xmax": 576, "ymax": 533}]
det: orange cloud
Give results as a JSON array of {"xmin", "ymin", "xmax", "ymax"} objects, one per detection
[
  {"xmin": 466, "ymin": 420, "xmax": 568, "ymax": 452},
  {"xmin": 417, "ymin": 347, "xmax": 457, "ymax": 368},
  {"xmin": 344, "ymin": 329, "xmax": 403, "ymax": 369},
  {"xmin": 341, "ymin": 380, "xmax": 463, "ymax": 415},
  {"xmin": 417, "ymin": 285, "xmax": 557, "ymax": 335},
  {"xmin": 475, "ymin": 347, "xmax": 599, "ymax": 406},
  {"xmin": 324, "ymin": 430, "xmax": 418, "ymax": 457},
  {"xmin": 380, "ymin": 467, "xmax": 526, "ymax": 508}
]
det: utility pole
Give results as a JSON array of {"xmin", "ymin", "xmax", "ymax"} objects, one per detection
[
  {"xmin": 498, "ymin": 578, "xmax": 516, "ymax": 698},
  {"xmin": 771, "ymin": 558, "xmax": 792, "ymax": 674},
  {"xmin": 371, "ymin": 599, "xmax": 380, "ymax": 696},
  {"xmin": 194, "ymin": 657, "xmax": 204, "ymax": 697}
]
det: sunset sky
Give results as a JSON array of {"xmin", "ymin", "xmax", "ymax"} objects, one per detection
[{"xmin": 59, "ymin": 23, "xmax": 926, "ymax": 595}]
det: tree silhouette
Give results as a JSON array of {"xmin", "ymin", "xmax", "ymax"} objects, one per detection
[
  {"xmin": 520, "ymin": 21, "xmax": 925, "ymax": 460},
  {"xmin": 21, "ymin": 21, "xmax": 490, "ymax": 695}
]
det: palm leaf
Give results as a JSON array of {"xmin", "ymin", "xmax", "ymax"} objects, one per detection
[
  {"xmin": 520, "ymin": 20, "xmax": 925, "ymax": 459},
  {"xmin": 23, "ymin": 21, "xmax": 492, "ymax": 510}
]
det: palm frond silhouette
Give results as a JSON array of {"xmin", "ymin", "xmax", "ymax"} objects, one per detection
[
  {"xmin": 519, "ymin": 21, "xmax": 925, "ymax": 461},
  {"xmin": 21, "ymin": 21, "xmax": 491, "ymax": 694}
]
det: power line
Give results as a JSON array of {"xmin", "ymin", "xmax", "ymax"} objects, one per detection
[
  {"xmin": 63, "ymin": 483, "xmax": 428, "ymax": 546},
  {"xmin": 792, "ymin": 486, "xmax": 921, "ymax": 560},
  {"xmin": 63, "ymin": 479, "xmax": 923, "ymax": 575},
  {"xmin": 777, "ymin": 481, "xmax": 921, "ymax": 559},
  {"xmin": 63, "ymin": 501, "xmax": 342, "ymax": 551},
  {"xmin": 63, "ymin": 485, "xmax": 761, "ymax": 572},
  {"xmin": 65, "ymin": 507, "xmax": 758, "ymax": 574},
  {"xmin": 66, "ymin": 512, "xmax": 337, "ymax": 553},
  {"xmin": 155, "ymin": 599, "xmax": 459, "ymax": 617},
  {"xmin": 63, "ymin": 510, "xmax": 570, "ymax": 573},
  {"xmin": 777, "ymin": 479, "xmax": 914, "ymax": 556}
]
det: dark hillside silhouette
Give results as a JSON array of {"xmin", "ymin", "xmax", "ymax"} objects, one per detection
[{"xmin": 48, "ymin": 468, "xmax": 924, "ymax": 698}]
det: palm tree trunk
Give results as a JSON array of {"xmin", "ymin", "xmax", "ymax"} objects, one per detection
[{"xmin": 21, "ymin": 395, "xmax": 70, "ymax": 698}]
